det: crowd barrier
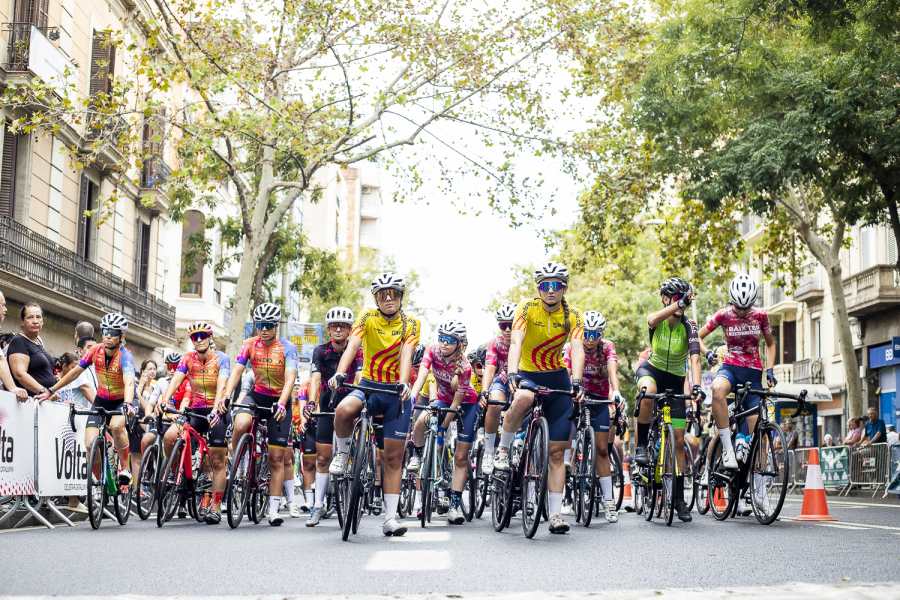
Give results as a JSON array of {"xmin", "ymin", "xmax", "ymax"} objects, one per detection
[
  {"xmin": 788, "ymin": 442, "xmax": 895, "ymax": 498},
  {"xmin": 0, "ymin": 390, "xmax": 90, "ymax": 529}
]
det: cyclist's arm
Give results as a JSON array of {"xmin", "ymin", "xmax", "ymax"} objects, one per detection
[
  {"xmin": 398, "ymin": 339, "xmax": 415, "ymax": 386},
  {"xmin": 122, "ymin": 369, "xmax": 136, "ymax": 411},
  {"xmin": 763, "ymin": 330, "xmax": 777, "ymax": 371},
  {"xmin": 647, "ymin": 302, "xmax": 681, "ymax": 329},
  {"xmin": 335, "ymin": 335, "xmax": 363, "ymax": 376},
  {"xmin": 214, "ymin": 357, "xmax": 230, "ymax": 409},
  {"xmin": 279, "ymin": 368, "xmax": 297, "ymax": 407},
  {"xmin": 607, "ymin": 356, "xmax": 621, "ymax": 394},
  {"xmin": 410, "ymin": 363, "xmax": 430, "ymax": 400},
  {"xmin": 482, "ymin": 363, "xmax": 497, "ymax": 387},
  {"xmin": 308, "ymin": 371, "xmax": 322, "ymax": 410},
  {"xmin": 47, "ymin": 363, "xmax": 85, "ymax": 396},
  {"xmin": 506, "ymin": 329, "xmax": 525, "ymax": 377},
  {"xmin": 569, "ymin": 336, "xmax": 585, "ymax": 383}
]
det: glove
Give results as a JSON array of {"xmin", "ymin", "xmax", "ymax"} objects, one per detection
[
  {"xmin": 706, "ymin": 350, "xmax": 718, "ymax": 367},
  {"xmin": 509, "ymin": 373, "xmax": 522, "ymax": 392},
  {"xmin": 692, "ymin": 384, "xmax": 706, "ymax": 401},
  {"xmin": 572, "ymin": 379, "xmax": 583, "ymax": 400},
  {"xmin": 398, "ymin": 383, "xmax": 411, "ymax": 401},
  {"xmin": 208, "ymin": 410, "xmax": 221, "ymax": 427},
  {"xmin": 328, "ymin": 372, "xmax": 346, "ymax": 390},
  {"xmin": 612, "ymin": 390, "xmax": 624, "ymax": 406},
  {"xmin": 274, "ymin": 401, "xmax": 287, "ymax": 421},
  {"xmin": 766, "ymin": 368, "xmax": 777, "ymax": 388}
]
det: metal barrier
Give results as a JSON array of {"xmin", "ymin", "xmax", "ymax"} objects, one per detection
[
  {"xmin": 788, "ymin": 446, "xmax": 816, "ymax": 493},
  {"xmin": 848, "ymin": 443, "xmax": 891, "ymax": 498},
  {"xmin": 819, "ymin": 445, "xmax": 852, "ymax": 495}
]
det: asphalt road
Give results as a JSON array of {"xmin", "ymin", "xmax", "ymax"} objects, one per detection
[{"xmin": 2, "ymin": 495, "xmax": 898, "ymax": 596}]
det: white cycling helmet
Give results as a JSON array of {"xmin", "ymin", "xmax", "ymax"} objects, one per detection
[
  {"xmin": 495, "ymin": 302, "xmax": 516, "ymax": 322},
  {"xmin": 100, "ymin": 312, "xmax": 128, "ymax": 332},
  {"xmin": 534, "ymin": 262, "xmax": 569, "ymax": 284},
  {"xmin": 583, "ymin": 310, "xmax": 607, "ymax": 333},
  {"xmin": 252, "ymin": 302, "xmax": 281, "ymax": 322},
  {"xmin": 325, "ymin": 306, "xmax": 354, "ymax": 325},
  {"xmin": 729, "ymin": 273, "xmax": 758, "ymax": 309},
  {"xmin": 371, "ymin": 272, "xmax": 405, "ymax": 295},
  {"xmin": 437, "ymin": 319, "xmax": 467, "ymax": 342}
]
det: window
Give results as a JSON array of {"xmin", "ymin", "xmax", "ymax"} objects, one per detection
[
  {"xmin": 89, "ymin": 30, "xmax": 116, "ymax": 97},
  {"xmin": 782, "ymin": 320, "xmax": 797, "ymax": 364},
  {"xmin": 13, "ymin": 0, "xmax": 49, "ymax": 28},
  {"xmin": 180, "ymin": 210, "xmax": 205, "ymax": 296},
  {"xmin": 811, "ymin": 317, "xmax": 822, "ymax": 360},
  {"xmin": 76, "ymin": 175, "xmax": 99, "ymax": 261},
  {"xmin": 134, "ymin": 220, "xmax": 151, "ymax": 290},
  {"xmin": 860, "ymin": 226, "xmax": 876, "ymax": 269},
  {"xmin": 0, "ymin": 121, "xmax": 23, "ymax": 219}
]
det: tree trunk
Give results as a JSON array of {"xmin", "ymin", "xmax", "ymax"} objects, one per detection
[
  {"xmin": 226, "ymin": 241, "xmax": 262, "ymax": 357},
  {"xmin": 823, "ymin": 263, "xmax": 864, "ymax": 419}
]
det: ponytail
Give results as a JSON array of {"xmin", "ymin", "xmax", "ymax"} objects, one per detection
[{"xmin": 561, "ymin": 297, "xmax": 571, "ymax": 334}]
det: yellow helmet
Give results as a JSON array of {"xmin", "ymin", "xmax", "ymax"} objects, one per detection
[{"xmin": 187, "ymin": 321, "xmax": 213, "ymax": 336}]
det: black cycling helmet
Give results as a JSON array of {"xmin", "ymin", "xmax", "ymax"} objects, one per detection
[
  {"xmin": 659, "ymin": 277, "xmax": 692, "ymax": 298},
  {"xmin": 411, "ymin": 344, "xmax": 425, "ymax": 366},
  {"xmin": 468, "ymin": 344, "xmax": 487, "ymax": 366}
]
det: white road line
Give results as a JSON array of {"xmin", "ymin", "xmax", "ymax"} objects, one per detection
[
  {"xmin": 825, "ymin": 520, "xmax": 900, "ymax": 532},
  {"xmin": 365, "ymin": 550, "xmax": 452, "ymax": 571},
  {"xmin": 784, "ymin": 497, "xmax": 900, "ymax": 509},
  {"xmin": 389, "ymin": 530, "xmax": 451, "ymax": 543},
  {"xmin": 0, "ymin": 526, "xmax": 50, "ymax": 534},
  {"xmin": 816, "ymin": 523, "xmax": 869, "ymax": 530}
]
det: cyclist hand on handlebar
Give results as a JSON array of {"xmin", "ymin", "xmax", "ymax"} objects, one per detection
[
  {"xmin": 398, "ymin": 382, "xmax": 411, "ymax": 401},
  {"xmin": 766, "ymin": 368, "xmax": 778, "ymax": 388},
  {"xmin": 274, "ymin": 400, "xmax": 288, "ymax": 422},
  {"xmin": 691, "ymin": 384, "xmax": 706, "ymax": 401},
  {"xmin": 705, "ymin": 350, "xmax": 718, "ymax": 367},
  {"xmin": 328, "ymin": 372, "xmax": 346, "ymax": 390},
  {"xmin": 508, "ymin": 372, "xmax": 521, "ymax": 394},
  {"xmin": 479, "ymin": 390, "xmax": 489, "ymax": 409},
  {"xmin": 572, "ymin": 379, "xmax": 584, "ymax": 402}
]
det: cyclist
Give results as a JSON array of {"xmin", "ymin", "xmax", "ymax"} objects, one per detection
[
  {"xmin": 160, "ymin": 322, "xmax": 231, "ymax": 524},
  {"xmin": 564, "ymin": 310, "xmax": 623, "ymax": 523},
  {"xmin": 43, "ymin": 313, "xmax": 135, "ymax": 485},
  {"xmin": 633, "ymin": 277, "xmax": 703, "ymax": 523},
  {"xmin": 480, "ymin": 302, "xmax": 516, "ymax": 475},
  {"xmin": 468, "ymin": 345, "xmax": 486, "ymax": 396},
  {"xmin": 328, "ymin": 273, "xmax": 421, "ymax": 537},
  {"xmin": 219, "ymin": 303, "xmax": 298, "ymax": 526},
  {"xmin": 409, "ymin": 320, "xmax": 479, "ymax": 525},
  {"xmin": 699, "ymin": 274, "xmax": 776, "ymax": 504},
  {"xmin": 306, "ymin": 306, "xmax": 363, "ymax": 526},
  {"xmin": 494, "ymin": 262, "xmax": 585, "ymax": 534}
]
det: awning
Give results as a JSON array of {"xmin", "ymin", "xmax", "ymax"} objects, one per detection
[{"xmin": 773, "ymin": 383, "xmax": 832, "ymax": 403}]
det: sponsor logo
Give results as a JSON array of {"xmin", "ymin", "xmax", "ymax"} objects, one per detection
[{"xmin": 0, "ymin": 424, "xmax": 14, "ymax": 464}]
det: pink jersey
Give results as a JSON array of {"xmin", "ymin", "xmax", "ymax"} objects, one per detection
[
  {"xmin": 565, "ymin": 340, "xmax": 617, "ymax": 398},
  {"xmin": 485, "ymin": 336, "xmax": 510, "ymax": 375},
  {"xmin": 421, "ymin": 345, "xmax": 478, "ymax": 404},
  {"xmin": 704, "ymin": 306, "xmax": 771, "ymax": 370}
]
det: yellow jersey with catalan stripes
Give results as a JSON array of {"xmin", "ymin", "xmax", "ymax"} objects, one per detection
[
  {"xmin": 470, "ymin": 371, "xmax": 483, "ymax": 395},
  {"xmin": 352, "ymin": 309, "xmax": 421, "ymax": 383},
  {"xmin": 513, "ymin": 299, "xmax": 583, "ymax": 372}
]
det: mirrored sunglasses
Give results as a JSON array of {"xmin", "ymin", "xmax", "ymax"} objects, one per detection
[
  {"xmin": 256, "ymin": 321, "xmax": 277, "ymax": 331},
  {"xmin": 190, "ymin": 332, "xmax": 212, "ymax": 342},
  {"xmin": 438, "ymin": 334, "xmax": 459, "ymax": 345},
  {"xmin": 498, "ymin": 322, "xmax": 512, "ymax": 331},
  {"xmin": 538, "ymin": 281, "xmax": 565, "ymax": 293},
  {"xmin": 101, "ymin": 328, "xmax": 122, "ymax": 337},
  {"xmin": 584, "ymin": 330, "xmax": 602, "ymax": 341}
]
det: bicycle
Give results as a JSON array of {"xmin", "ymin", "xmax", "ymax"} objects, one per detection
[
  {"xmin": 417, "ymin": 402, "xmax": 461, "ymax": 527},
  {"xmin": 225, "ymin": 402, "xmax": 273, "ymax": 528},
  {"xmin": 569, "ymin": 397, "xmax": 611, "ymax": 526},
  {"xmin": 399, "ymin": 406, "xmax": 422, "ymax": 519},
  {"xmin": 309, "ymin": 411, "xmax": 340, "ymax": 522},
  {"xmin": 68, "ymin": 405, "xmax": 133, "ymax": 529},
  {"xmin": 156, "ymin": 408, "xmax": 213, "ymax": 527},
  {"xmin": 634, "ymin": 388, "xmax": 694, "ymax": 526},
  {"xmin": 135, "ymin": 413, "xmax": 165, "ymax": 520},
  {"xmin": 466, "ymin": 401, "xmax": 492, "ymax": 520},
  {"xmin": 707, "ymin": 384, "xmax": 807, "ymax": 525}
]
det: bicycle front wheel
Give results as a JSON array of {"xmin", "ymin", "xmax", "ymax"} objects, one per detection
[
  {"xmin": 342, "ymin": 422, "xmax": 368, "ymax": 541},
  {"xmin": 250, "ymin": 452, "xmax": 270, "ymax": 524},
  {"xmin": 661, "ymin": 425, "xmax": 677, "ymax": 526},
  {"xmin": 473, "ymin": 441, "xmax": 487, "ymax": 519},
  {"xmin": 521, "ymin": 417, "xmax": 549, "ymax": 539},
  {"xmin": 707, "ymin": 437, "xmax": 737, "ymax": 521},
  {"xmin": 580, "ymin": 427, "xmax": 597, "ymax": 527},
  {"xmin": 86, "ymin": 436, "xmax": 106, "ymax": 530},
  {"xmin": 609, "ymin": 443, "xmax": 624, "ymax": 511},
  {"xmin": 225, "ymin": 434, "xmax": 252, "ymax": 529},
  {"xmin": 695, "ymin": 447, "xmax": 710, "ymax": 516},
  {"xmin": 749, "ymin": 422, "xmax": 789, "ymax": 525},
  {"xmin": 682, "ymin": 440, "xmax": 696, "ymax": 512},
  {"xmin": 420, "ymin": 436, "xmax": 434, "ymax": 528},
  {"xmin": 136, "ymin": 444, "xmax": 159, "ymax": 520},
  {"xmin": 398, "ymin": 442, "xmax": 416, "ymax": 518},
  {"xmin": 157, "ymin": 439, "xmax": 184, "ymax": 528}
]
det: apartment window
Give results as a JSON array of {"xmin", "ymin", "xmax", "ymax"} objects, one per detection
[
  {"xmin": 13, "ymin": 0, "xmax": 49, "ymax": 27},
  {"xmin": 811, "ymin": 317, "xmax": 822, "ymax": 360},
  {"xmin": 180, "ymin": 210, "xmax": 205, "ymax": 296},
  {"xmin": 0, "ymin": 121, "xmax": 24, "ymax": 219},
  {"xmin": 134, "ymin": 220, "xmax": 151, "ymax": 291},
  {"xmin": 782, "ymin": 321, "xmax": 796, "ymax": 364},
  {"xmin": 860, "ymin": 226, "xmax": 876, "ymax": 269},
  {"xmin": 888, "ymin": 232, "xmax": 897, "ymax": 266},
  {"xmin": 89, "ymin": 30, "xmax": 116, "ymax": 97},
  {"xmin": 76, "ymin": 175, "xmax": 99, "ymax": 261}
]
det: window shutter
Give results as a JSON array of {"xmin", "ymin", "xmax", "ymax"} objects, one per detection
[
  {"xmin": 90, "ymin": 31, "xmax": 113, "ymax": 96},
  {"xmin": 889, "ymin": 231, "xmax": 898, "ymax": 266},
  {"xmin": 77, "ymin": 174, "xmax": 90, "ymax": 257},
  {"xmin": 0, "ymin": 123, "xmax": 19, "ymax": 219},
  {"xmin": 34, "ymin": 0, "xmax": 49, "ymax": 29}
]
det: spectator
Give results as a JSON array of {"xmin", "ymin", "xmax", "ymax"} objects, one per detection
[
  {"xmin": 782, "ymin": 418, "xmax": 799, "ymax": 450},
  {"xmin": 7, "ymin": 302, "xmax": 57, "ymax": 396},
  {"xmin": 0, "ymin": 290, "xmax": 28, "ymax": 399},
  {"xmin": 74, "ymin": 321, "xmax": 95, "ymax": 346},
  {"xmin": 823, "ymin": 433, "xmax": 834, "ymax": 447},
  {"xmin": 886, "ymin": 425, "xmax": 899, "ymax": 447},
  {"xmin": 52, "ymin": 352, "xmax": 91, "ymax": 514},
  {"xmin": 843, "ymin": 417, "xmax": 864, "ymax": 448},
  {"xmin": 135, "ymin": 359, "xmax": 159, "ymax": 460},
  {"xmin": 861, "ymin": 406, "xmax": 887, "ymax": 447}
]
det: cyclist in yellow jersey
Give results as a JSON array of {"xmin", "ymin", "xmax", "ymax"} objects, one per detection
[
  {"xmin": 328, "ymin": 272, "xmax": 420, "ymax": 537},
  {"xmin": 494, "ymin": 262, "xmax": 585, "ymax": 534},
  {"xmin": 468, "ymin": 345, "xmax": 486, "ymax": 395}
]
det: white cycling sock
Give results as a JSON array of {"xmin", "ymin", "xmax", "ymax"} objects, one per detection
[
  {"xmin": 268, "ymin": 496, "xmax": 281, "ymax": 517},
  {"xmin": 563, "ymin": 449, "xmax": 572, "ymax": 464},
  {"xmin": 304, "ymin": 490, "xmax": 314, "ymax": 507},
  {"xmin": 383, "ymin": 493, "xmax": 399, "ymax": 521},
  {"xmin": 599, "ymin": 476, "xmax": 613, "ymax": 502},
  {"xmin": 283, "ymin": 479, "xmax": 295, "ymax": 503},
  {"xmin": 719, "ymin": 428, "xmax": 735, "ymax": 454},
  {"xmin": 484, "ymin": 433, "xmax": 496, "ymax": 455},
  {"xmin": 548, "ymin": 492, "xmax": 563, "ymax": 516},
  {"xmin": 314, "ymin": 472, "xmax": 329, "ymax": 508},
  {"xmin": 499, "ymin": 430, "xmax": 515, "ymax": 450},
  {"xmin": 336, "ymin": 436, "xmax": 351, "ymax": 453},
  {"xmin": 414, "ymin": 490, "xmax": 422, "ymax": 510}
]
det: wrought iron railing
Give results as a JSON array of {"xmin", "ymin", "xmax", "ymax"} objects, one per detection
[
  {"xmin": 3, "ymin": 22, "xmax": 58, "ymax": 71},
  {"xmin": 141, "ymin": 157, "xmax": 172, "ymax": 188},
  {"xmin": 0, "ymin": 217, "xmax": 175, "ymax": 337}
]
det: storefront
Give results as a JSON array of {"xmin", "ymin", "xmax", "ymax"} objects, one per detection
[
  {"xmin": 772, "ymin": 382, "xmax": 832, "ymax": 447},
  {"xmin": 868, "ymin": 337, "xmax": 900, "ymax": 428}
]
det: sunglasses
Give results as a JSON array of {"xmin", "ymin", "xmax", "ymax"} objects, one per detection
[
  {"xmin": 256, "ymin": 321, "xmax": 277, "ymax": 331},
  {"xmin": 584, "ymin": 330, "xmax": 602, "ymax": 341},
  {"xmin": 538, "ymin": 281, "xmax": 565, "ymax": 293},
  {"xmin": 101, "ymin": 328, "xmax": 122, "ymax": 337},
  {"xmin": 438, "ymin": 334, "xmax": 459, "ymax": 345},
  {"xmin": 498, "ymin": 322, "xmax": 512, "ymax": 331},
  {"xmin": 190, "ymin": 332, "xmax": 212, "ymax": 342},
  {"xmin": 472, "ymin": 362, "xmax": 484, "ymax": 370}
]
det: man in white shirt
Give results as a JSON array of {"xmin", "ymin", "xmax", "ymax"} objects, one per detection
[{"xmin": 887, "ymin": 425, "xmax": 899, "ymax": 447}]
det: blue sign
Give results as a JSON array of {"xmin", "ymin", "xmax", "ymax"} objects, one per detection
[{"xmin": 869, "ymin": 339, "xmax": 900, "ymax": 369}]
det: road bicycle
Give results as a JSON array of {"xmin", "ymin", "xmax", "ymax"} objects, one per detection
[
  {"xmin": 569, "ymin": 396, "xmax": 609, "ymax": 526},
  {"xmin": 707, "ymin": 384, "xmax": 806, "ymax": 525},
  {"xmin": 417, "ymin": 402, "xmax": 460, "ymax": 527},
  {"xmin": 307, "ymin": 410, "xmax": 340, "ymax": 522},
  {"xmin": 466, "ymin": 402, "xmax": 492, "ymax": 520},
  {"xmin": 135, "ymin": 413, "xmax": 165, "ymax": 520},
  {"xmin": 156, "ymin": 408, "xmax": 213, "ymax": 527},
  {"xmin": 225, "ymin": 402, "xmax": 273, "ymax": 528},
  {"xmin": 68, "ymin": 405, "xmax": 133, "ymax": 529},
  {"xmin": 399, "ymin": 405, "xmax": 423, "ymax": 519}
]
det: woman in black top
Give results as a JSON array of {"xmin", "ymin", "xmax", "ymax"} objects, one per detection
[{"xmin": 7, "ymin": 302, "xmax": 57, "ymax": 395}]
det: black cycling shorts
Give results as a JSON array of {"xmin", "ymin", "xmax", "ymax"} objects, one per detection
[
  {"xmin": 315, "ymin": 413, "xmax": 335, "ymax": 446},
  {"xmin": 634, "ymin": 361, "xmax": 686, "ymax": 420},
  {"xmin": 519, "ymin": 369, "xmax": 573, "ymax": 442},
  {"xmin": 235, "ymin": 391, "xmax": 293, "ymax": 447},
  {"xmin": 188, "ymin": 406, "xmax": 229, "ymax": 448},
  {"xmin": 87, "ymin": 399, "xmax": 125, "ymax": 430}
]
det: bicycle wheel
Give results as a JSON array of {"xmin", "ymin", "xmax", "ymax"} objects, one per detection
[
  {"xmin": 157, "ymin": 439, "xmax": 184, "ymax": 528},
  {"xmin": 86, "ymin": 436, "xmax": 106, "ymax": 530},
  {"xmin": 491, "ymin": 471, "xmax": 512, "ymax": 532},
  {"xmin": 633, "ymin": 472, "xmax": 646, "ymax": 516},
  {"xmin": 462, "ymin": 450, "xmax": 477, "ymax": 522},
  {"xmin": 610, "ymin": 444, "xmax": 624, "ymax": 511},
  {"xmin": 225, "ymin": 433, "xmax": 252, "ymax": 529},
  {"xmin": 749, "ymin": 422, "xmax": 789, "ymax": 525},
  {"xmin": 707, "ymin": 437, "xmax": 737, "ymax": 521},
  {"xmin": 695, "ymin": 448, "xmax": 710, "ymax": 515},
  {"xmin": 582, "ymin": 427, "xmax": 597, "ymax": 527},
  {"xmin": 250, "ymin": 453, "xmax": 270, "ymax": 524},
  {"xmin": 661, "ymin": 425, "xmax": 677, "ymax": 526},
  {"xmin": 572, "ymin": 434, "xmax": 585, "ymax": 523},
  {"xmin": 473, "ymin": 442, "xmax": 487, "ymax": 519},
  {"xmin": 521, "ymin": 417, "xmax": 549, "ymax": 539},
  {"xmin": 342, "ymin": 422, "xmax": 368, "ymax": 541},
  {"xmin": 113, "ymin": 448, "xmax": 133, "ymax": 525},
  {"xmin": 136, "ymin": 445, "xmax": 158, "ymax": 520},
  {"xmin": 420, "ymin": 436, "xmax": 434, "ymax": 528},
  {"xmin": 398, "ymin": 443, "xmax": 415, "ymax": 518},
  {"xmin": 334, "ymin": 473, "xmax": 347, "ymax": 529},
  {"xmin": 683, "ymin": 441, "xmax": 696, "ymax": 512}
]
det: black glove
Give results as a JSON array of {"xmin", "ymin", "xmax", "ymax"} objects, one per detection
[
  {"xmin": 572, "ymin": 380, "xmax": 583, "ymax": 399},
  {"xmin": 706, "ymin": 350, "xmax": 718, "ymax": 367},
  {"xmin": 766, "ymin": 368, "xmax": 777, "ymax": 388},
  {"xmin": 692, "ymin": 384, "xmax": 706, "ymax": 401}
]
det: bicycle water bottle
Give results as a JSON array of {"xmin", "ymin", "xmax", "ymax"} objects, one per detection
[
  {"xmin": 105, "ymin": 459, "xmax": 118, "ymax": 495},
  {"xmin": 437, "ymin": 431, "xmax": 444, "ymax": 449},
  {"xmin": 735, "ymin": 433, "xmax": 750, "ymax": 464}
]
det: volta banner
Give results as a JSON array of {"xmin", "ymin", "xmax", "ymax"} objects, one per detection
[
  {"xmin": 36, "ymin": 401, "xmax": 88, "ymax": 496},
  {"xmin": 0, "ymin": 391, "xmax": 36, "ymax": 495}
]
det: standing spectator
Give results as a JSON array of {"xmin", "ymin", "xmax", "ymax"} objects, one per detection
[
  {"xmin": 861, "ymin": 406, "xmax": 887, "ymax": 447},
  {"xmin": 128, "ymin": 359, "xmax": 158, "ymax": 480},
  {"xmin": 886, "ymin": 425, "xmax": 899, "ymax": 447},
  {"xmin": 74, "ymin": 321, "xmax": 95, "ymax": 346},
  {"xmin": 0, "ymin": 290, "xmax": 28, "ymax": 399},
  {"xmin": 782, "ymin": 418, "xmax": 799, "ymax": 450},
  {"xmin": 843, "ymin": 417, "xmax": 864, "ymax": 448},
  {"xmin": 7, "ymin": 302, "xmax": 57, "ymax": 396},
  {"xmin": 823, "ymin": 433, "xmax": 834, "ymax": 447}
]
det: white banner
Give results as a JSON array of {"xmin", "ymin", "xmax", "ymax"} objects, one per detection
[
  {"xmin": 36, "ymin": 401, "xmax": 88, "ymax": 496},
  {"xmin": 0, "ymin": 392, "xmax": 36, "ymax": 495}
]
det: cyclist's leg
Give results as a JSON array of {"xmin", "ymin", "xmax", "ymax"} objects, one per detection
[
  {"xmin": 634, "ymin": 363, "xmax": 658, "ymax": 459},
  {"xmin": 332, "ymin": 392, "xmax": 364, "ymax": 444},
  {"xmin": 449, "ymin": 402, "xmax": 478, "ymax": 491},
  {"xmin": 84, "ymin": 422, "xmax": 101, "ymax": 479},
  {"xmin": 300, "ymin": 431, "xmax": 316, "ymax": 509},
  {"xmin": 230, "ymin": 402, "xmax": 254, "ymax": 454},
  {"xmin": 380, "ymin": 391, "xmax": 411, "ymax": 528},
  {"xmin": 484, "ymin": 377, "xmax": 508, "ymax": 456},
  {"xmin": 128, "ymin": 418, "xmax": 143, "ymax": 478},
  {"xmin": 544, "ymin": 378, "xmax": 574, "ymax": 520},
  {"xmin": 108, "ymin": 411, "xmax": 130, "ymax": 473},
  {"xmin": 592, "ymin": 407, "xmax": 612, "ymax": 478},
  {"xmin": 313, "ymin": 413, "xmax": 334, "ymax": 509},
  {"xmin": 206, "ymin": 412, "xmax": 228, "ymax": 517},
  {"xmin": 162, "ymin": 418, "xmax": 180, "ymax": 458}
]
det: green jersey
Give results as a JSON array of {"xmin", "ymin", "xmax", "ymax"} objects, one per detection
[{"xmin": 648, "ymin": 316, "xmax": 700, "ymax": 377}]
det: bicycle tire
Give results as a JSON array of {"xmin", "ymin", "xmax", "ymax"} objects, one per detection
[
  {"xmin": 707, "ymin": 437, "xmax": 737, "ymax": 521},
  {"xmin": 420, "ymin": 435, "xmax": 434, "ymax": 528},
  {"xmin": 342, "ymin": 421, "xmax": 368, "ymax": 541},
  {"xmin": 136, "ymin": 445, "xmax": 159, "ymax": 520},
  {"xmin": 474, "ymin": 442, "xmax": 487, "ymax": 519},
  {"xmin": 683, "ymin": 441, "xmax": 696, "ymax": 513},
  {"xmin": 695, "ymin": 448, "xmax": 710, "ymax": 515},
  {"xmin": 86, "ymin": 436, "xmax": 106, "ymax": 530},
  {"xmin": 749, "ymin": 422, "xmax": 789, "ymax": 525},
  {"xmin": 113, "ymin": 460, "xmax": 133, "ymax": 526},
  {"xmin": 399, "ymin": 443, "xmax": 415, "ymax": 518},
  {"xmin": 490, "ymin": 471, "xmax": 511, "ymax": 532},
  {"xmin": 463, "ymin": 450, "xmax": 476, "ymax": 522},
  {"xmin": 522, "ymin": 417, "xmax": 549, "ymax": 539},
  {"xmin": 583, "ymin": 426, "xmax": 597, "ymax": 527},
  {"xmin": 194, "ymin": 470, "xmax": 212, "ymax": 523},
  {"xmin": 572, "ymin": 433, "xmax": 585, "ymax": 523},
  {"xmin": 610, "ymin": 443, "xmax": 624, "ymax": 511},
  {"xmin": 250, "ymin": 453, "xmax": 269, "ymax": 524},
  {"xmin": 157, "ymin": 438, "xmax": 184, "ymax": 528},
  {"xmin": 334, "ymin": 473, "xmax": 347, "ymax": 529},
  {"xmin": 225, "ymin": 433, "xmax": 252, "ymax": 529},
  {"xmin": 661, "ymin": 424, "xmax": 677, "ymax": 526}
]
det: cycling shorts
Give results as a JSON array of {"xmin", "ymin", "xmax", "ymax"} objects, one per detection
[
  {"xmin": 519, "ymin": 369, "xmax": 573, "ymax": 442},
  {"xmin": 301, "ymin": 421, "xmax": 317, "ymax": 454},
  {"xmin": 436, "ymin": 400, "xmax": 479, "ymax": 445},
  {"xmin": 87, "ymin": 399, "xmax": 125, "ymax": 430},
  {"xmin": 235, "ymin": 390, "xmax": 293, "ymax": 447},
  {"xmin": 585, "ymin": 396, "xmax": 611, "ymax": 433},
  {"xmin": 188, "ymin": 407, "xmax": 229, "ymax": 448},
  {"xmin": 716, "ymin": 365, "xmax": 763, "ymax": 410},
  {"xmin": 489, "ymin": 375, "xmax": 510, "ymax": 398},
  {"xmin": 634, "ymin": 361, "xmax": 687, "ymax": 423},
  {"xmin": 346, "ymin": 379, "xmax": 411, "ymax": 441},
  {"xmin": 315, "ymin": 413, "xmax": 335, "ymax": 446}
]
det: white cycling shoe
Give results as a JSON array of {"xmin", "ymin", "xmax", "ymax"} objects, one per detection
[{"xmin": 329, "ymin": 451, "xmax": 349, "ymax": 476}]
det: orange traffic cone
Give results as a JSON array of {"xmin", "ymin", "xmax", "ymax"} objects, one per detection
[
  {"xmin": 622, "ymin": 462, "xmax": 633, "ymax": 506},
  {"xmin": 794, "ymin": 448, "xmax": 836, "ymax": 521},
  {"xmin": 712, "ymin": 486, "xmax": 727, "ymax": 511}
]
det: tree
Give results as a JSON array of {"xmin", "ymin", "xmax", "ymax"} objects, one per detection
[{"xmin": 4, "ymin": 0, "xmax": 595, "ymax": 354}]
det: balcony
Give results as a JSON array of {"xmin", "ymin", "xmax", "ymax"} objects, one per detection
[
  {"xmin": 0, "ymin": 217, "xmax": 176, "ymax": 342},
  {"xmin": 842, "ymin": 264, "xmax": 900, "ymax": 316},
  {"xmin": 773, "ymin": 364, "xmax": 793, "ymax": 384},
  {"xmin": 763, "ymin": 283, "xmax": 799, "ymax": 319},
  {"xmin": 2, "ymin": 22, "xmax": 68, "ymax": 91},
  {"xmin": 795, "ymin": 272, "xmax": 825, "ymax": 303},
  {"xmin": 793, "ymin": 358, "xmax": 824, "ymax": 385},
  {"xmin": 140, "ymin": 156, "xmax": 172, "ymax": 213}
]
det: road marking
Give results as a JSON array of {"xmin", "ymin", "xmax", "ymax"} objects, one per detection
[
  {"xmin": 389, "ymin": 530, "xmax": 451, "ymax": 543},
  {"xmin": 365, "ymin": 550, "xmax": 451, "ymax": 571},
  {"xmin": 826, "ymin": 520, "xmax": 900, "ymax": 532},
  {"xmin": 0, "ymin": 526, "xmax": 49, "ymax": 534},
  {"xmin": 816, "ymin": 523, "xmax": 868, "ymax": 530},
  {"xmin": 784, "ymin": 497, "xmax": 900, "ymax": 509},
  {"xmin": 404, "ymin": 519, "xmax": 447, "ymax": 527}
]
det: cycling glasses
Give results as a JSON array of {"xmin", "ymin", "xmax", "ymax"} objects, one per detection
[
  {"xmin": 498, "ymin": 322, "xmax": 512, "ymax": 331},
  {"xmin": 538, "ymin": 281, "xmax": 565, "ymax": 293},
  {"xmin": 190, "ymin": 332, "xmax": 212, "ymax": 342},
  {"xmin": 101, "ymin": 328, "xmax": 123, "ymax": 338},
  {"xmin": 584, "ymin": 330, "xmax": 602, "ymax": 341},
  {"xmin": 256, "ymin": 321, "xmax": 277, "ymax": 331},
  {"xmin": 438, "ymin": 334, "xmax": 460, "ymax": 345}
]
